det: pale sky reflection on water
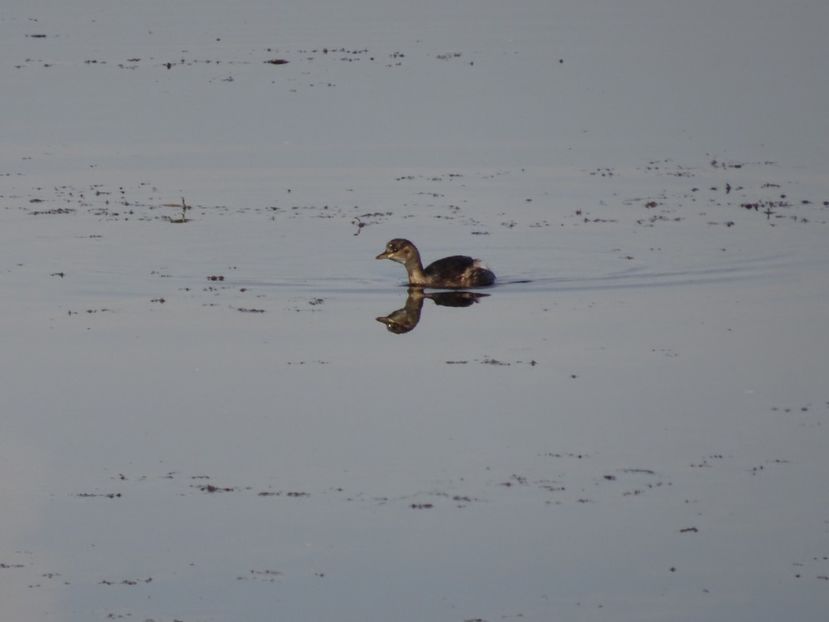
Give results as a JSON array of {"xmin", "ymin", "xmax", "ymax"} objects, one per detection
[{"xmin": 2, "ymin": 1, "xmax": 829, "ymax": 621}]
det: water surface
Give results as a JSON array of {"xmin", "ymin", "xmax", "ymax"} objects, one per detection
[{"xmin": 2, "ymin": 1, "xmax": 829, "ymax": 621}]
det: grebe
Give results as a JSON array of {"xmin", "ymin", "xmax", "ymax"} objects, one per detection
[{"xmin": 376, "ymin": 238, "xmax": 495, "ymax": 288}]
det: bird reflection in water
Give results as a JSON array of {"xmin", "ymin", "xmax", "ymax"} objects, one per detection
[{"xmin": 376, "ymin": 288, "xmax": 489, "ymax": 334}]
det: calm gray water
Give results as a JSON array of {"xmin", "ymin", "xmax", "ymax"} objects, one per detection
[{"xmin": 2, "ymin": 1, "xmax": 829, "ymax": 621}]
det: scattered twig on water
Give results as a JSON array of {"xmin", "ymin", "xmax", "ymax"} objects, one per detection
[
  {"xmin": 164, "ymin": 197, "xmax": 191, "ymax": 223},
  {"xmin": 352, "ymin": 216, "xmax": 366, "ymax": 236}
]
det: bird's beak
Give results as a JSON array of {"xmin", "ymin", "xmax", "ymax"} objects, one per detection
[{"xmin": 376, "ymin": 250, "xmax": 389, "ymax": 260}]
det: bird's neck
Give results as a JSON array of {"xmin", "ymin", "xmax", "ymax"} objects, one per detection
[{"xmin": 404, "ymin": 254, "xmax": 427, "ymax": 284}]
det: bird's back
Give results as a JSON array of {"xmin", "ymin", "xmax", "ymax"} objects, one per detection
[{"xmin": 423, "ymin": 255, "xmax": 476, "ymax": 280}]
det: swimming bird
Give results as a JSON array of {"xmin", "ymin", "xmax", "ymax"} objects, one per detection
[{"xmin": 376, "ymin": 238, "xmax": 495, "ymax": 288}]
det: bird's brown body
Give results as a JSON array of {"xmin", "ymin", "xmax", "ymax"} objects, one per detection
[{"xmin": 376, "ymin": 239, "xmax": 495, "ymax": 288}]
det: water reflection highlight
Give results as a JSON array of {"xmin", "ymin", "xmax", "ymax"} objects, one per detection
[{"xmin": 376, "ymin": 288, "xmax": 489, "ymax": 334}]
